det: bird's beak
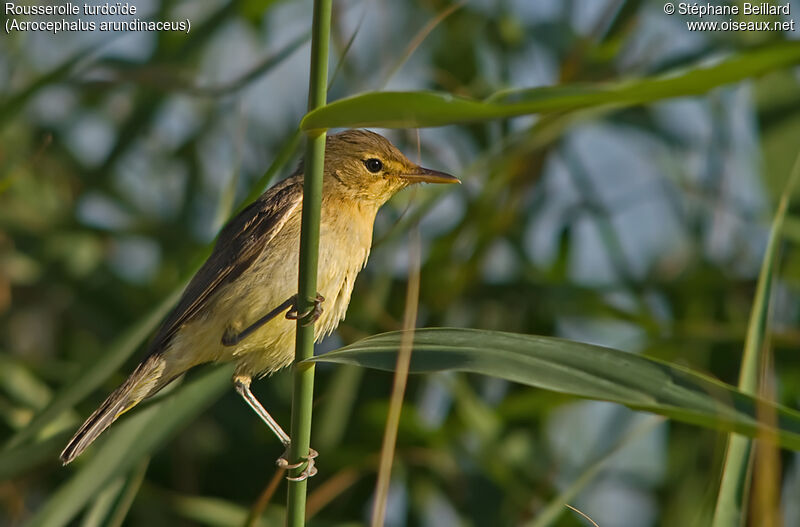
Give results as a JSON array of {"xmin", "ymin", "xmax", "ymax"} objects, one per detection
[{"xmin": 400, "ymin": 166, "xmax": 460, "ymax": 184}]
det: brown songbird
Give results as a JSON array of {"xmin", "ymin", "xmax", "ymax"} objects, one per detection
[{"xmin": 61, "ymin": 130, "xmax": 458, "ymax": 478}]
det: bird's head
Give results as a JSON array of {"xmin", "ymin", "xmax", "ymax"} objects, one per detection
[{"xmin": 322, "ymin": 130, "xmax": 458, "ymax": 205}]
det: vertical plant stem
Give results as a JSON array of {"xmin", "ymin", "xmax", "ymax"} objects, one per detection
[
  {"xmin": 371, "ymin": 229, "xmax": 421, "ymax": 527},
  {"xmin": 286, "ymin": 1, "xmax": 332, "ymax": 525}
]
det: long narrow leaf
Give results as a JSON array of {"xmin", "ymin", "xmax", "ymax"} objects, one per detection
[
  {"xmin": 308, "ymin": 329, "xmax": 800, "ymax": 449},
  {"xmin": 300, "ymin": 41, "xmax": 800, "ymax": 131},
  {"xmin": 712, "ymin": 151, "xmax": 800, "ymax": 526}
]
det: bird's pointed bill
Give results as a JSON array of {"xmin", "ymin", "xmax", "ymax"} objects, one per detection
[{"xmin": 401, "ymin": 167, "xmax": 460, "ymax": 184}]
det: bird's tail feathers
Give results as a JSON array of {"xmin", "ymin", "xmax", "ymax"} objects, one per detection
[{"xmin": 60, "ymin": 354, "xmax": 168, "ymax": 465}]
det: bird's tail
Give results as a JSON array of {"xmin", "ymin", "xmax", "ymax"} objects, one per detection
[{"xmin": 60, "ymin": 354, "xmax": 169, "ymax": 465}]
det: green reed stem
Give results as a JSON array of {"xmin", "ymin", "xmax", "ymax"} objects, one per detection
[{"xmin": 286, "ymin": 0, "xmax": 331, "ymax": 525}]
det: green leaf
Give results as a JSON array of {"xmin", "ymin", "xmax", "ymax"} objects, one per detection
[
  {"xmin": 308, "ymin": 328, "xmax": 800, "ymax": 449},
  {"xmin": 300, "ymin": 41, "xmax": 800, "ymax": 131},
  {"xmin": 712, "ymin": 151, "xmax": 800, "ymax": 526},
  {"xmin": 23, "ymin": 365, "xmax": 232, "ymax": 527}
]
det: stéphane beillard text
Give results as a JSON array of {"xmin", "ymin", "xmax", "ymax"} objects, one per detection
[{"xmin": 678, "ymin": 2, "xmax": 791, "ymax": 17}]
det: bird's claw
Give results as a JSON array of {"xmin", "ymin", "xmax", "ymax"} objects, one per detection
[
  {"xmin": 285, "ymin": 294, "xmax": 325, "ymax": 327},
  {"xmin": 277, "ymin": 448, "xmax": 319, "ymax": 481}
]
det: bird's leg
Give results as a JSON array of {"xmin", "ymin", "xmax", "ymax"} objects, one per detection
[
  {"xmin": 234, "ymin": 375, "xmax": 291, "ymax": 445},
  {"xmin": 285, "ymin": 293, "xmax": 325, "ymax": 327},
  {"xmin": 233, "ymin": 375, "xmax": 318, "ymax": 481},
  {"xmin": 221, "ymin": 296, "xmax": 297, "ymax": 346}
]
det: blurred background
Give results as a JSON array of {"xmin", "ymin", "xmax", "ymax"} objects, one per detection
[{"xmin": 2, "ymin": 0, "xmax": 800, "ymax": 525}]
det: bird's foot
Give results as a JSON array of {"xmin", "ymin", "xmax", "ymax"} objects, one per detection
[
  {"xmin": 277, "ymin": 448, "xmax": 319, "ymax": 481},
  {"xmin": 285, "ymin": 293, "xmax": 325, "ymax": 327}
]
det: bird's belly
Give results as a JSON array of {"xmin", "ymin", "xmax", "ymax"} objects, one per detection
[{"xmin": 165, "ymin": 219, "xmax": 371, "ymax": 378}]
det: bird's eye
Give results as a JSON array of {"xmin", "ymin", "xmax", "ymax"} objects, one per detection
[{"xmin": 364, "ymin": 158, "xmax": 383, "ymax": 173}]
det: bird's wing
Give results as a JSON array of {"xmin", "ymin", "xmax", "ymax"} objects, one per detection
[{"xmin": 147, "ymin": 176, "xmax": 303, "ymax": 354}]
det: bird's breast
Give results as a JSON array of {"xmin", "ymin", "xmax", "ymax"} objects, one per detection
[{"xmin": 314, "ymin": 201, "xmax": 375, "ymax": 337}]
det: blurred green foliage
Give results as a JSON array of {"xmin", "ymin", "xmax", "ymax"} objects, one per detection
[{"xmin": 2, "ymin": 1, "xmax": 800, "ymax": 526}]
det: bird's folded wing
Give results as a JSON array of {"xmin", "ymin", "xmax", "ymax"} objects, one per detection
[{"xmin": 147, "ymin": 176, "xmax": 303, "ymax": 354}]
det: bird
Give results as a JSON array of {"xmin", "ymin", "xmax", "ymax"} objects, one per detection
[{"xmin": 60, "ymin": 129, "xmax": 459, "ymax": 478}]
